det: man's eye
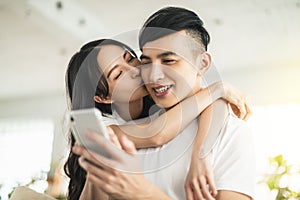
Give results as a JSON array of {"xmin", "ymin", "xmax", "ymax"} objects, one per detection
[
  {"xmin": 140, "ymin": 62, "xmax": 151, "ymax": 67},
  {"xmin": 114, "ymin": 71, "xmax": 123, "ymax": 80},
  {"xmin": 163, "ymin": 59, "xmax": 176, "ymax": 64}
]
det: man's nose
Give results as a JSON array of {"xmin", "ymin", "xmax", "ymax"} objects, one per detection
[{"xmin": 149, "ymin": 64, "xmax": 164, "ymax": 83}]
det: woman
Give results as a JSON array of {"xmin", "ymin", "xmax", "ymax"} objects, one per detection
[{"xmin": 64, "ymin": 39, "xmax": 251, "ymax": 200}]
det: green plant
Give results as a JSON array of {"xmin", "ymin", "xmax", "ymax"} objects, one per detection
[{"xmin": 262, "ymin": 155, "xmax": 300, "ymax": 200}]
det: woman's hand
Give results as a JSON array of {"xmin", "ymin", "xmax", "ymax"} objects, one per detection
[
  {"xmin": 185, "ymin": 154, "xmax": 217, "ymax": 200},
  {"xmin": 210, "ymin": 81, "xmax": 252, "ymax": 120}
]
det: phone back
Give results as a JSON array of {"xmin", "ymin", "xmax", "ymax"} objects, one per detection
[{"xmin": 69, "ymin": 108, "xmax": 110, "ymax": 157}]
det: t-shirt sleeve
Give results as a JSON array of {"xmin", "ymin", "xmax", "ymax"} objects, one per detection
[
  {"xmin": 102, "ymin": 114, "xmax": 119, "ymax": 127},
  {"xmin": 211, "ymin": 117, "xmax": 256, "ymax": 199}
]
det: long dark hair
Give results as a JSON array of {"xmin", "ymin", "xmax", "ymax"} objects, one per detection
[{"xmin": 63, "ymin": 39, "xmax": 137, "ymax": 200}]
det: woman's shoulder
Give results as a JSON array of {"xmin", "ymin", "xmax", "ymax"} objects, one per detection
[{"xmin": 102, "ymin": 112, "xmax": 123, "ymax": 126}]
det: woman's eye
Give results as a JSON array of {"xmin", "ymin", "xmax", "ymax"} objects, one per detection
[
  {"xmin": 114, "ymin": 71, "xmax": 123, "ymax": 80},
  {"xmin": 125, "ymin": 52, "xmax": 135, "ymax": 63},
  {"xmin": 128, "ymin": 56, "xmax": 135, "ymax": 62}
]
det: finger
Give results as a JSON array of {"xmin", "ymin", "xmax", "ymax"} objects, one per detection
[
  {"xmin": 72, "ymin": 144, "xmax": 83, "ymax": 156},
  {"xmin": 107, "ymin": 126, "xmax": 121, "ymax": 148},
  {"xmin": 193, "ymin": 192, "xmax": 198, "ymax": 200},
  {"xmin": 79, "ymin": 156, "xmax": 123, "ymax": 193},
  {"xmin": 119, "ymin": 135, "xmax": 137, "ymax": 154},
  {"xmin": 191, "ymin": 179, "xmax": 204, "ymax": 200},
  {"xmin": 86, "ymin": 131, "xmax": 124, "ymax": 159},
  {"xmin": 206, "ymin": 174, "xmax": 217, "ymax": 197},
  {"xmin": 73, "ymin": 145, "xmax": 116, "ymax": 171},
  {"xmin": 238, "ymin": 100, "xmax": 247, "ymax": 119},
  {"xmin": 87, "ymin": 172, "xmax": 115, "ymax": 195},
  {"xmin": 185, "ymin": 183, "xmax": 194, "ymax": 200},
  {"xmin": 243, "ymin": 101, "xmax": 253, "ymax": 121},
  {"xmin": 109, "ymin": 132, "xmax": 122, "ymax": 149},
  {"xmin": 78, "ymin": 156, "xmax": 115, "ymax": 183},
  {"xmin": 229, "ymin": 103, "xmax": 240, "ymax": 118},
  {"xmin": 199, "ymin": 176, "xmax": 214, "ymax": 200},
  {"xmin": 78, "ymin": 156, "xmax": 104, "ymax": 173}
]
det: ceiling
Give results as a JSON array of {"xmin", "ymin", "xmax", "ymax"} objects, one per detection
[{"xmin": 0, "ymin": 0, "xmax": 300, "ymax": 104}]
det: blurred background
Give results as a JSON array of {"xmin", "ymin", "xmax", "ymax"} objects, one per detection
[{"xmin": 0, "ymin": 0, "xmax": 299, "ymax": 199}]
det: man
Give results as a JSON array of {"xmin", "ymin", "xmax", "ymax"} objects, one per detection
[
  {"xmin": 74, "ymin": 6, "xmax": 255, "ymax": 200},
  {"xmin": 138, "ymin": 7, "xmax": 255, "ymax": 200}
]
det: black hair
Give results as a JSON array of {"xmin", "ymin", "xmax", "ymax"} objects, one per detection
[
  {"xmin": 139, "ymin": 6, "xmax": 210, "ymax": 51},
  {"xmin": 64, "ymin": 38, "xmax": 137, "ymax": 200}
]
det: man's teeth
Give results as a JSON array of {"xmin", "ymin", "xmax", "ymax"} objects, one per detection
[{"xmin": 154, "ymin": 85, "xmax": 171, "ymax": 93}]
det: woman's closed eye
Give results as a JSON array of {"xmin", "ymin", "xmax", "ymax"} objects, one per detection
[
  {"xmin": 114, "ymin": 71, "xmax": 123, "ymax": 80},
  {"xmin": 125, "ymin": 52, "xmax": 136, "ymax": 63}
]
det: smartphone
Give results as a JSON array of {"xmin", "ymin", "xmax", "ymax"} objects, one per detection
[{"xmin": 69, "ymin": 108, "xmax": 110, "ymax": 157}]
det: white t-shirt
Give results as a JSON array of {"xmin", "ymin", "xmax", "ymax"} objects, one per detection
[{"xmin": 103, "ymin": 109, "xmax": 256, "ymax": 199}]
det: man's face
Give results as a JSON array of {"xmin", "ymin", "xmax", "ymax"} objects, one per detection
[{"xmin": 140, "ymin": 30, "xmax": 202, "ymax": 109}]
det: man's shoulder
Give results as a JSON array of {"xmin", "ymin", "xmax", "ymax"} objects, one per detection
[
  {"xmin": 222, "ymin": 113, "xmax": 252, "ymax": 139},
  {"xmin": 228, "ymin": 114, "xmax": 250, "ymax": 129}
]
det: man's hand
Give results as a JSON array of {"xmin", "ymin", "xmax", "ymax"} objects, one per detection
[{"xmin": 72, "ymin": 131, "xmax": 156, "ymax": 200}]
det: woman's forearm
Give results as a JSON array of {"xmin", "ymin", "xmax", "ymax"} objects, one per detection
[
  {"xmin": 192, "ymin": 99, "xmax": 228, "ymax": 157},
  {"xmin": 111, "ymin": 82, "xmax": 224, "ymax": 148}
]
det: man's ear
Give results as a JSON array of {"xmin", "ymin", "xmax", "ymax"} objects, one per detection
[
  {"xmin": 94, "ymin": 95, "xmax": 113, "ymax": 104},
  {"xmin": 196, "ymin": 52, "xmax": 211, "ymax": 76}
]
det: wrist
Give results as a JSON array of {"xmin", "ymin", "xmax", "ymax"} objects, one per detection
[
  {"xmin": 140, "ymin": 182, "xmax": 161, "ymax": 200},
  {"xmin": 193, "ymin": 145, "xmax": 210, "ymax": 159},
  {"xmin": 210, "ymin": 82, "xmax": 225, "ymax": 100},
  {"xmin": 142, "ymin": 182, "xmax": 173, "ymax": 200},
  {"xmin": 192, "ymin": 145, "xmax": 202, "ymax": 156}
]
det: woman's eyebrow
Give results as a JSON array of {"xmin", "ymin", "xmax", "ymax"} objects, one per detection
[
  {"xmin": 123, "ymin": 50, "xmax": 128, "ymax": 59},
  {"xmin": 107, "ymin": 50, "xmax": 128, "ymax": 79}
]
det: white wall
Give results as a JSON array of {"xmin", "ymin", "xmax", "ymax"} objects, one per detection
[{"xmin": 0, "ymin": 93, "xmax": 68, "ymax": 176}]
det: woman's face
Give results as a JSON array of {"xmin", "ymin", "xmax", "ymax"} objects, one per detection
[{"xmin": 97, "ymin": 44, "xmax": 148, "ymax": 103}]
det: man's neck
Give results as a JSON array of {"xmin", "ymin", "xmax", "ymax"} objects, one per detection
[
  {"xmin": 166, "ymin": 81, "xmax": 202, "ymax": 111},
  {"xmin": 186, "ymin": 83, "xmax": 202, "ymax": 99},
  {"xmin": 114, "ymin": 98, "xmax": 144, "ymax": 121}
]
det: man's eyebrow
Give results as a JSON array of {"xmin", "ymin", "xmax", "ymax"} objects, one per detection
[
  {"xmin": 140, "ymin": 51, "xmax": 177, "ymax": 60},
  {"xmin": 157, "ymin": 51, "xmax": 177, "ymax": 58}
]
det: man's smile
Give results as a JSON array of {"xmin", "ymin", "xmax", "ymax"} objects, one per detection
[{"xmin": 152, "ymin": 85, "xmax": 173, "ymax": 96}]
